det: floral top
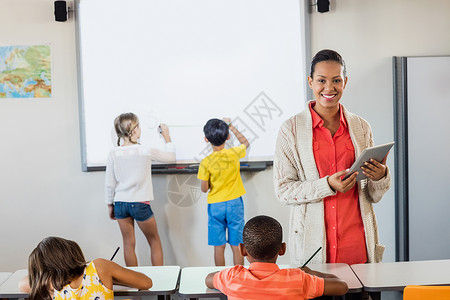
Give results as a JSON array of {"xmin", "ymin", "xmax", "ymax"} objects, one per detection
[{"xmin": 53, "ymin": 261, "xmax": 113, "ymax": 300}]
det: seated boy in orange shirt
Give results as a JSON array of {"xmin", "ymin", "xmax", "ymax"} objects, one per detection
[{"xmin": 205, "ymin": 215, "xmax": 348, "ymax": 300}]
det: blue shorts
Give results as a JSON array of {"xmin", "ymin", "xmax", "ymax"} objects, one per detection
[
  {"xmin": 114, "ymin": 202, "xmax": 154, "ymax": 222},
  {"xmin": 208, "ymin": 197, "xmax": 244, "ymax": 246}
]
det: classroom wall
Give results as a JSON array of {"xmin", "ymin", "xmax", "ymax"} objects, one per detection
[{"xmin": 1, "ymin": 0, "xmax": 449, "ymax": 271}]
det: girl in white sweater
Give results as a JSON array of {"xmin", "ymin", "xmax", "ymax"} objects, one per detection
[{"xmin": 105, "ymin": 112, "xmax": 176, "ymax": 266}]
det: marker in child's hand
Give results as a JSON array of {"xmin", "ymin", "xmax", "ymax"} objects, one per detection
[{"xmin": 158, "ymin": 126, "xmax": 162, "ymax": 134}]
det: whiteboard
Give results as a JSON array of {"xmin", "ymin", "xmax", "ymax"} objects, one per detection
[
  {"xmin": 75, "ymin": 0, "xmax": 307, "ymax": 170},
  {"xmin": 406, "ymin": 56, "xmax": 450, "ymax": 260}
]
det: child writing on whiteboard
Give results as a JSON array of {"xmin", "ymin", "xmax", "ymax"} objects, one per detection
[
  {"xmin": 105, "ymin": 112, "xmax": 176, "ymax": 266},
  {"xmin": 197, "ymin": 118, "xmax": 249, "ymax": 266},
  {"xmin": 19, "ymin": 236, "xmax": 153, "ymax": 300}
]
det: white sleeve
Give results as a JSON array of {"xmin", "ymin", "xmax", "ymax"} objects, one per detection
[
  {"xmin": 105, "ymin": 154, "xmax": 117, "ymax": 204},
  {"xmin": 149, "ymin": 142, "xmax": 176, "ymax": 163}
]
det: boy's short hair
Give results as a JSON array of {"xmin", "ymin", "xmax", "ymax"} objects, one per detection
[
  {"xmin": 243, "ymin": 215, "xmax": 283, "ymax": 261},
  {"xmin": 203, "ymin": 118, "xmax": 229, "ymax": 146}
]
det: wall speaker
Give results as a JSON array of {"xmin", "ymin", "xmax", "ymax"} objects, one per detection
[
  {"xmin": 317, "ymin": 0, "xmax": 330, "ymax": 13},
  {"xmin": 54, "ymin": 1, "xmax": 67, "ymax": 22}
]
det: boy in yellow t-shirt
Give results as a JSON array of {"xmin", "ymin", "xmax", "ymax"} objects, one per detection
[{"xmin": 198, "ymin": 118, "xmax": 250, "ymax": 266}]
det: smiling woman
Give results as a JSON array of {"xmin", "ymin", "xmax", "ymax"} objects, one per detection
[{"xmin": 273, "ymin": 49, "xmax": 392, "ymax": 267}]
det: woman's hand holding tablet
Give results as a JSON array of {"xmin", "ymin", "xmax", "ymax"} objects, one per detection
[{"xmin": 342, "ymin": 142, "xmax": 394, "ymax": 181}]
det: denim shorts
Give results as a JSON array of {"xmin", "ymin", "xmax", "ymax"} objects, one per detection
[
  {"xmin": 208, "ymin": 197, "xmax": 244, "ymax": 246},
  {"xmin": 114, "ymin": 202, "xmax": 154, "ymax": 222}
]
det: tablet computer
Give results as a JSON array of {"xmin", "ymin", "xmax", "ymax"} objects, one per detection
[{"xmin": 343, "ymin": 141, "xmax": 395, "ymax": 181}]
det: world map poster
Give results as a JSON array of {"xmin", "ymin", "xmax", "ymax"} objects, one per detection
[{"xmin": 0, "ymin": 45, "xmax": 51, "ymax": 98}]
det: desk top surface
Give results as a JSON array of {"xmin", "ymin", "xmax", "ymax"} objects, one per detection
[
  {"xmin": 304, "ymin": 263, "xmax": 362, "ymax": 292},
  {"xmin": 0, "ymin": 266, "xmax": 181, "ymax": 298},
  {"xmin": 0, "ymin": 273, "xmax": 13, "ymax": 287},
  {"xmin": 0, "ymin": 269, "xmax": 27, "ymax": 298},
  {"xmin": 178, "ymin": 263, "xmax": 362, "ymax": 298},
  {"xmin": 350, "ymin": 259, "xmax": 450, "ymax": 292},
  {"xmin": 178, "ymin": 266, "xmax": 227, "ymax": 298},
  {"xmin": 115, "ymin": 265, "xmax": 180, "ymax": 296}
]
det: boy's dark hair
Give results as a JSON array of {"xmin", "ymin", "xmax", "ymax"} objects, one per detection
[
  {"xmin": 310, "ymin": 49, "xmax": 346, "ymax": 78},
  {"xmin": 243, "ymin": 215, "xmax": 283, "ymax": 261},
  {"xmin": 203, "ymin": 118, "xmax": 229, "ymax": 146}
]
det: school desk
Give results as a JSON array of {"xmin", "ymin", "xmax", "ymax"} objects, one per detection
[
  {"xmin": 178, "ymin": 263, "xmax": 362, "ymax": 299},
  {"xmin": 0, "ymin": 272, "xmax": 12, "ymax": 286},
  {"xmin": 115, "ymin": 265, "xmax": 180, "ymax": 300},
  {"xmin": 0, "ymin": 266, "xmax": 181, "ymax": 300},
  {"xmin": 350, "ymin": 259, "xmax": 450, "ymax": 300},
  {"xmin": 178, "ymin": 266, "xmax": 227, "ymax": 299},
  {"xmin": 0, "ymin": 269, "xmax": 27, "ymax": 299}
]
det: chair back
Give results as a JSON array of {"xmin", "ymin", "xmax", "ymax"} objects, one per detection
[{"xmin": 404, "ymin": 285, "xmax": 450, "ymax": 300}]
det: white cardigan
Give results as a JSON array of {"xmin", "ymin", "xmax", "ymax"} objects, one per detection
[{"xmin": 273, "ymin": 103, "xmax": 391, "ymax": 264}]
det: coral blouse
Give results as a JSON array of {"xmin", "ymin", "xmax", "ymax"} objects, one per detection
[{"xmin": 310, "ymin": 102, "xmax": 367, "ymax": 264}]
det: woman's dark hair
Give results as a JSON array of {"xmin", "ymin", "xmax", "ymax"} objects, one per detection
[
  {"xmin": 28, "ymin": 237, "xmax": 87, "ymax": 300},
  {"xmin": 243, "ymin": 215, "xmax": 283, "ymax": 261},
  {"xmin": 310, "ymin": 49, "xmax": 346, "ymax": 78},
  {"xmin": 203, "ymin": 118, "xmax": 229, "ymax": 147}
]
